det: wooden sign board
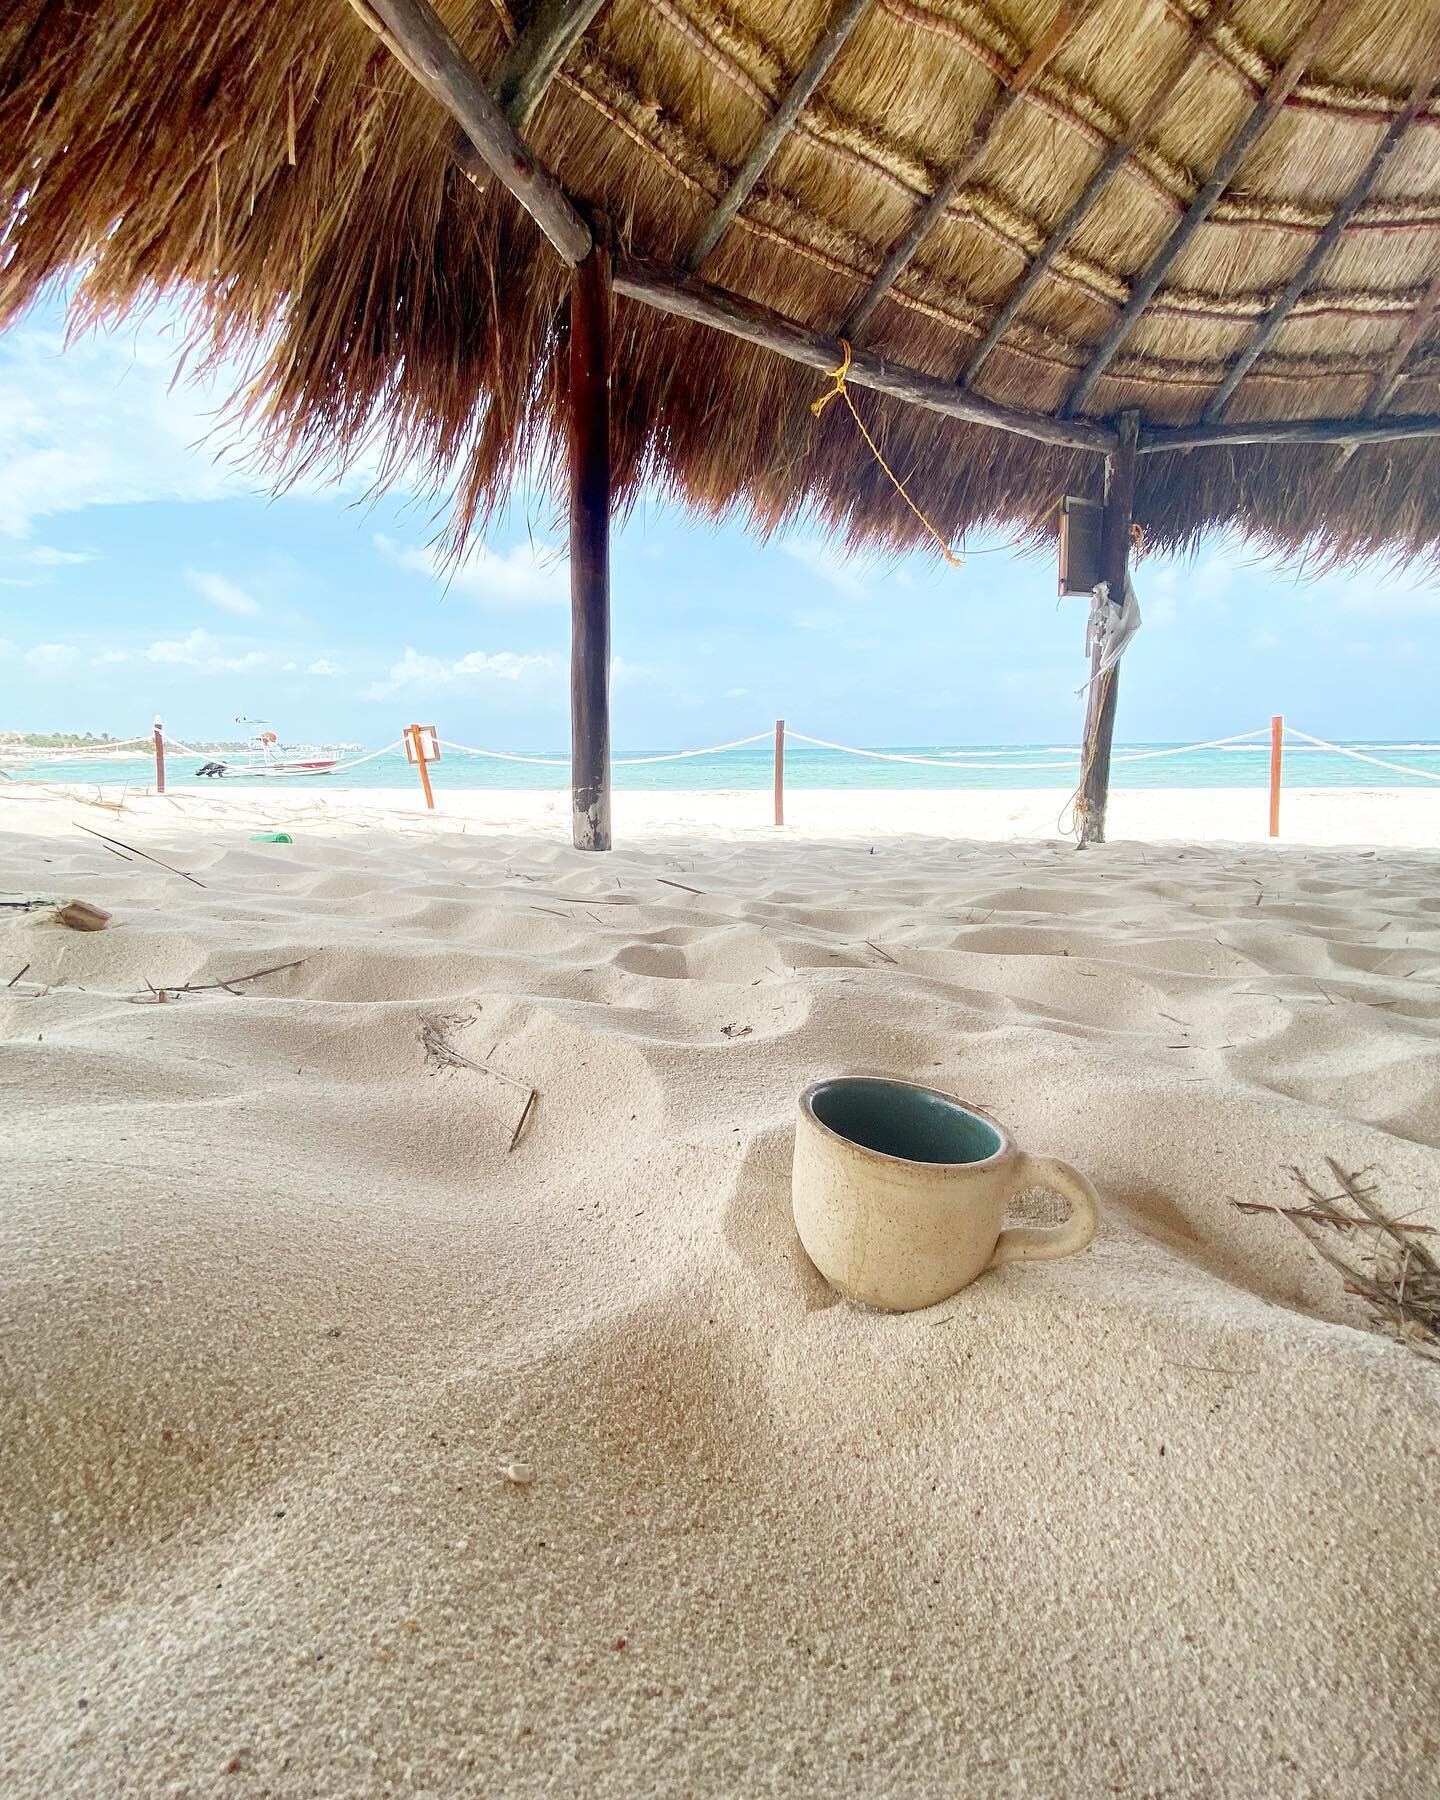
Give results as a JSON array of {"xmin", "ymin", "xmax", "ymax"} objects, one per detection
[
  {"xmin": 404, "ymin": 724, "xmax": 441, "ymax": 763},
  {"xmin": 1058, "ymin": 495, "xmax": 1102, "ymax": 596}
]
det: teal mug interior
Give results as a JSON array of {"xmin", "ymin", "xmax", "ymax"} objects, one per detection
[{"xmin": 807, "ymin": 1078, "xmax": 1002, "ymax": 1167}]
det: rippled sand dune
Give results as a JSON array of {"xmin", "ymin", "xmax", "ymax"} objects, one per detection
[{"xmin": 2, "ymin": 805, "xmax": 1438, "ymax": 1796}]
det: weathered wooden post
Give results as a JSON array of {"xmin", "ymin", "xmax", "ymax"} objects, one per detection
[
  {"xmin": 1078, "ymin": 409, "xmax": 1140, "ymax": 847},
  {"xmin": 1269, "ymin": 714, "xmax": 1284, "ymax": 838},
  {"xmin": 570, "ymin": 247, "xmax": 612, "ymax": 851},
  {"xmin": 406, "ymin": 722, "xmax": 437, "ymax": 810},
  {"xmin": 774, "ymin": 719, "xmax": 785, "ymax": 826},
  {"xmin": 153, "ymin": 715, "xmax": 166, "ymax": 795}
]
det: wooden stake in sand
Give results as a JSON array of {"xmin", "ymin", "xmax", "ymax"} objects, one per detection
[
  {"xmin": 404, "ymin": 724, "xmax": 438, "ymax": 810},
  {"xmin": 1269, "ymin": 715, "xmax": 1283, "ymax": 839}
]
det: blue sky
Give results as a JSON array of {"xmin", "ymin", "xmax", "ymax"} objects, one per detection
[{"xmin": 3, "ymin": 296, "xmax": 1439, "ymax": 750}]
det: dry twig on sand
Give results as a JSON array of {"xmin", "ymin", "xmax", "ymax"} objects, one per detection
[
  {"xmin": 73, "ymin": 823, "xmax": 205, "ymax": 887},
  {"xmin": 420, "ymin": 1014, "xmax": 538, "ymax": 1154},
  {"xmin": 128, "ymin": 959, "xmax": 307, "ymax": 1003},
  {"xmin": 1235, "ymin": 1160, "xmax": 1439, "ymax": 1358}
]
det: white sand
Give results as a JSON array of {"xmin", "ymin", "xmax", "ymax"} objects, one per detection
[
  {"xmin": 7, "ymin": 777, "xmax": 1440, "ymax": 846},
  {"xmin": 2, "ymin": 789, "xmax": 1439, "ymax": 1796}
]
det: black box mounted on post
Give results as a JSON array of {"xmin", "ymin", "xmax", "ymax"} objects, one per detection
[{"xmin": 1057, "ymin": 495, "xmax": 1103, "ymax": 596}]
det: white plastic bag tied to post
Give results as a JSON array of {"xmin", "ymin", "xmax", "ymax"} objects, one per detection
[{"xmin": 1077, "ymin": 575, "xmax": 1142, "ymax": 696}]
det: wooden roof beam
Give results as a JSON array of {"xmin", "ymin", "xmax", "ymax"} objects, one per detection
[
  {"xmin": 1363, "ymin": 266, "xmax": 1440, "ymax": 418},
  {"xmin": 684, "ymin": 0, "xmax": 872, "ymax": 273},
  {"xmin": 345, "ymin": 0, "xmax": 593, "ymax": 263},
  {"xmin": 1063, "ymin": 0, "xmax": 1348, "ymax": 419},
  {"xmin": 841, "ymin": 0, "xmax": 1095, "ymax": 344},
  {"xmin": 1202, "ymin": 31, "xmax": 1440, "ymax": 424},
  {"xmin": 964, "ymin": 0, "xmax": 1238, "ymax": 389},
  {"xmin": 1138, "ymin": 412, "xmax": 1440, "ymax": 454},
  {"xmin": 493, "ymin": 0, "xmax": 610, "ymax": 130},
  {"xmin": 614, "ymin": 258, "xmax": 1117, "ymax": 453}
]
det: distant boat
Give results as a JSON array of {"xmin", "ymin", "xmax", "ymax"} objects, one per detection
[{"xmin": 196, "ymin": 729, "xmax": 345, "ymax": 779}]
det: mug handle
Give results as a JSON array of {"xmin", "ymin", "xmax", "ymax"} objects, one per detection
[{"xmin": 987, "ymin": 1155, "xmax": 1101, "ymax": 1267}]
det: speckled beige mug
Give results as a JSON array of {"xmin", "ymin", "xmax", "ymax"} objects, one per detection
[{"xmin": 792, "ymin": 1077, "xmax": 1101, "ymax": 1312}]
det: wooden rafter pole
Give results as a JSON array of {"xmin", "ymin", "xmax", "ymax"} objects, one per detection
[
  {"xmin": 964, "ymin": 0, "xmax": 1238, "ymax": 388},
  {"xmin": 616, "ymin": 258, "xmax": 1116, "ymax": 453},
  {"xmin": 1363, "ymin": 266, "xmax": 1440, "ymax": 418},
  {"xmin": 1063, "ymin": 0, "xmax": 1348, "ymax": 418},
  {"xmin": 345, "ymin": 0, "xmax": 592, "ymax": 263},
  {"xmin": 493, "ymin": 0, "xmax": 609, "ymax": 129},
  {"xmin": 1138, "ymin": 410, "xmax": 1440, "ymax": 453},
  {"xmin": 842, "ymin": 0, "xmax": 1094, "ymax": 342},
  {"xmin": 685, "ymin": 0, "xmax": 872, "ymax": 272},
  {"xmin": 570, "ymin": 248, "xmax": 613, "ymax": 852},
  {"xmin": 1078, "ymin": 410, "xmax": 1139, "ymax": 848},
  {"xmin": 1202, "ymin": 33, "xmax": 1440, "ymax": 423}
]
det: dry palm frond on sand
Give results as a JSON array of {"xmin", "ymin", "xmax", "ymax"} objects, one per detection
[
  {"xmin": 1235, "ymin": 1159, "xmax": 1440, "ymax": 1359},
  {"xmin": 420, "ymin": 1014, "xmax": 538, "ymax": 1153}
]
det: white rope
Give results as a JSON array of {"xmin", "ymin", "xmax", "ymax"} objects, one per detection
[
  {"xmin": 327, "ymin": 739, "xmax": 404, "ymax": 774},
  {"xmin": 1283, "ymin": 727, "xmax": 1440, "ymax": 783},
  {"xmin": 12, "ymin": 736, "xmax": 155, "ymax": 757},
  {"xmin": 438, "ymin": 732, "xmax": 774, "ymax": 768},
  {"xmin": 1109, "ymin": 728, "xmax": 1272, "ymax": 763},
  {"xmin": 616, "ymin": 733, "xmax": 771, "ymax": 765},
  {"xmin": 438, "ymin": 739, "xmax": 571, "ymax": 767},
  {"xmin": 783, "ymin": 731, "xmax": 1082, "ymax": 771}
]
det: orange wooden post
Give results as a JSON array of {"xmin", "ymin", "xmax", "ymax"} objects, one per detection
[
  {"xmin": 407, "ymin": 723, "xmax": 436, "ymax": 810},
  {"xmin": 1269, "ymin": 714, "xmax": 1283, "ymax": 838},
  {"xmin": 774, "ymin": 719, "xmax": 785, "ymax": 826},
  {"xmin": 153, "ymin": 715, "xmax": 166, "ymax": 794}
]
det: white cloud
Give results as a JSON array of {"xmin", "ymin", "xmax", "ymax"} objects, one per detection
[
  {"xmin": 373, "ymin": 532, "xmax": 566, "ymax": 607},
  {"xmin": 93, "ymin": 649, "xmax": 131, "ymax": 665},
  {"xmin": 362, "ymin": 644, "xmax": 557, "ymax": 700},
  {"xmin": 307, "ymin": 658, "xmax": 340, "ymax": 677},
  {"xmin": 780, "ymin": 537, "xmax": 877, "ymax": 599},
  {"xmin": 145, "ymin": 628, "xmax": 266, "ymax": 675},
  {"xmin": 186, "ymin": 568, "xmax": 261, "ymax": 618},
  {"xmin": 0, "ymin": 311, "xmax": 395, "ymax": 540},
  {"xmin": 24, "ymin": 642, "xmax": 79, "ymax": 670},
  {"xmin": 28, "ymin": 545, "xmax": 96, "ymax": 567}
]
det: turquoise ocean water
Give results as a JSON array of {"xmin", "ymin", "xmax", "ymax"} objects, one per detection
[{"xmin": 9, "ymin": 739, "xmax": 1440, "ymax": 792}]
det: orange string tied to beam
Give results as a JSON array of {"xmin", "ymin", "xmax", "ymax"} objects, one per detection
[{"xmin": 811, "ymin": 340, "xmax": 964, "ymax": 568}]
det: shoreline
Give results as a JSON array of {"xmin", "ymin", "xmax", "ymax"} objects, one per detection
[{"xmin": 2, "ymin": 779, "xmax": 1438, "ymax": 847}]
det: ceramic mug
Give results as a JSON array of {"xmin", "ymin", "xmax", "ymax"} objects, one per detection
[{"xmin": 792, "ymin": 1076, "xmax": 1101, "ymax": 1312}]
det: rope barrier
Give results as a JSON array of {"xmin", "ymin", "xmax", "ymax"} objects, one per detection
[
  {"xmin": 1109, "ymin": 728, "xmax": 1273, "ymax": 763},
  {"xmin": 1282, "ymin": 727, "xmax": 1440, "ymax": 783},
  {"xmin": 327, "ymin": 739, "xmax": 404, "ymax": 774},
  {"xmin": 437, "ymin": 739, "xmax": 571, "ymax": 767},
  {"xmin": 616, "ymin": 733, "xmax": 772, "ymax": 765},
  {"xmin": 783, "ymin": 730, "xmax": 1083, "ymax": 771}
]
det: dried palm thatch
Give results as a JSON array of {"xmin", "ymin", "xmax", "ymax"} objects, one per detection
[{"xmin": 4, "ymin": 0, "xmax": 1440, "ymax": 564}]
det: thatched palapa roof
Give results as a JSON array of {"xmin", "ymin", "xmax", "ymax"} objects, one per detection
[{"xmin": 5, "ymin": 0, "xmax": 1440, "ymax": 564}]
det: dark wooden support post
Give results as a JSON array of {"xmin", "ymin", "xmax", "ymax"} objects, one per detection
[
  {"xmin": 1078, "ymin": 410, "xmax": 1139, "ymax": 847},
  {"xmin": 773, "ymin": 719, "xmax": 785, "ymax": 826},
  {"xmin": 153, "ymin": 715, "xmax": 166, "ymax": 795},
  {"xmin": 569, "ymin": 248, "xmax": 613, "ymax": 851}
]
